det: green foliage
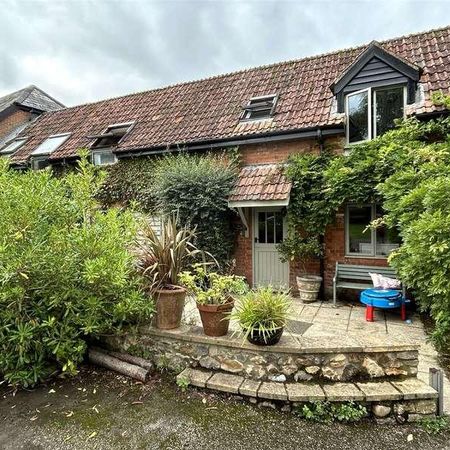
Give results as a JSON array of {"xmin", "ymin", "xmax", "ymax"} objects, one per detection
[
  {"xmin": 96, "ymin": 157, "xmax": 159, "ymax": 212},
  {"xmin": 297, "ymin": 401, "xmax": 367, "ymax": 423},
  {"xmin": 179, "ymin": 265, "xmax": 248, "ymax": 305},
  {"xmin": 420, "ymin": 415, "xmax": 449, "ymax": 434},
  {"xmin": 278, "ymin": 152, "xmax": 334, "ymax": 263},
  {"xmin": 176, "ymin": 375, "xmax": 190, "ymax": 392},
  {"xmin": 230, "ymin": 286, "xmax": 291, "ymax": 342},
  {"xmin": 137, "ymin": 214, "xmax": 210, "ymax": 288},
  {"xmin": 152, "ymin": 152, "xmax": 238, "ymax": 268},
  {"xmin": 0, "ymin": 154, "xmax": 153, "ymax": 387},
  {"xmin": 431, "ymin": 91, "xmax": 450, "ymax": 110}
]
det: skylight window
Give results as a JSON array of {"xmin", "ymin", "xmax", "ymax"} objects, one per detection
[
  {"xmin": 31, "ymin": 133, "xmax": 71, "ymax": 156},
  {"xmin": 0, "ymin": 137, "xmax": 27, "ymax": 156},
  {"xmin": 90, "ymin": 123, "xmax": 133, "ymax": 149},
  {"xmin": 242, "ymin": 95, "xmax": 277, "ymax": 121}
]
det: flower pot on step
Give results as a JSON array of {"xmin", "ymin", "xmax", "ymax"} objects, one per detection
[
  {"xmin": 197, "ymin": 298, "xmax": 234, "ymax": 337},
  {"xmin": 296, "ymin": 275, "xmax": 322, "ymax": 303},
  {"xmin": 154, "ymin": 286, "xmax": 186, "ymax": 329}
]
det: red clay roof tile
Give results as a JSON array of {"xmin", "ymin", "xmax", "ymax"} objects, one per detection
[{"xmin": 9, "ymin": 26, "xmax": 450, "ymax": 164}]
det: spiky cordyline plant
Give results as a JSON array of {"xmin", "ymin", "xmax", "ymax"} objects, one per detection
[
  {"xmin": 229, "ymin": 286, "xmax": 291, "ymax": 343},
  {"xmin": 137, "ymin": 214, "xmax": 213, "ymax": 290}
]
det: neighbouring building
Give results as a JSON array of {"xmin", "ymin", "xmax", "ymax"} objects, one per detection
[
  {"xmin": 2, "ymin": 26, "xmax": 450, "ymax": 295},
  {"xmin": 0, "ymin": 85, "xmax": 64, "ymax": 152}
]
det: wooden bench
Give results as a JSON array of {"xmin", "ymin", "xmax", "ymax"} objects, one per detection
[{"xmin": 332, "ymin": 262, "xmax": 405, "ymax": 306}]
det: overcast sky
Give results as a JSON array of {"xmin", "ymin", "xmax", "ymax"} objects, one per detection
[{"xmin": 1, "ymin": 0, "xmax": 449, "ymax": 106}]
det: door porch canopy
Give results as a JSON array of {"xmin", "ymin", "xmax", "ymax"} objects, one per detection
[{"xmin": 228, "ymin": 164, "xmax": 292, "ymax": 236}]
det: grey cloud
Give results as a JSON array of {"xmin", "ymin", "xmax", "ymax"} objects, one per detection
[{"xmin": 0, "ymin": 0, "xmax": 449, "ymax": 106}]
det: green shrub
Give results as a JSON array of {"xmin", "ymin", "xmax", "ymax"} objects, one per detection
[
  {"xmin": 297, "ymin": 401, "xmax": 367, "ymax": 423},
  {"xmin": 0, "ymin": 154, "xmax": 153, "ymax": 387},
  {"xmin": 420, "ymin": 416, "xmax": 449, "ymax": 434},
  {"xmin": 152, "ymin": 152, "xmax": 238, "ymax": 268}
]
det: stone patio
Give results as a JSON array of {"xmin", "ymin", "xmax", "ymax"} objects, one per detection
[{"xmin": 182, "ymin": 297, "xmax": 450, "ymax": 412}]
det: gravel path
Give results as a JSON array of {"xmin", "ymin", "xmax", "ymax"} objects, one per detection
[{"xmin": 1, "ymin": 368, "xmax": 449, "ymax": 450}]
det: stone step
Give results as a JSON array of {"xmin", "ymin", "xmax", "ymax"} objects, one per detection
[{"xmin": 177, "ymin": 368, "xmax": 438, "ymax": 403}]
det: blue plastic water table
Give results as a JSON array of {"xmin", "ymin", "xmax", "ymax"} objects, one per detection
[{"xmin": 360, "ymin": 288, "xmax": 406, "ymax": 321}]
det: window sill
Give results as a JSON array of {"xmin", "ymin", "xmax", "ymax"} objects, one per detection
[{"xmin": 344, "ymin": 254, "xmax": 389, "ymax": 260}]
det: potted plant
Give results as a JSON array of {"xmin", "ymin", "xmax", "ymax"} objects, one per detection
[
  {"xmin": 138, "ymin": 215, "xmax": 207, "ymax": 330},
  {"xmin": 229, "ymin": 286, "xmax": 291, "ymax": 346},
  {"xmin": 278, "ymin": 234, "xmax": 323, "ymax": 303},
  {"xmin": 179, "ymin": 266, "xmax": 247, "ymax": 336}
]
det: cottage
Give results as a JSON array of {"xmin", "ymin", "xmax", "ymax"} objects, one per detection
[{"xmin": 2, "ymin": 26, "xmax": 450, "ymax": 294}]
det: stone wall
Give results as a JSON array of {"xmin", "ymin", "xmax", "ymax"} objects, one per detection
[{"xmin": 104, "ymin": 327, "xmax": 419, "ymax": 383}]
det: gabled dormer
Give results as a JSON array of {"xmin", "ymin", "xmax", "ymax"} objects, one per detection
[{"xmin": 331, "ymin": 41, "xmax": 421, "ymax": 144}]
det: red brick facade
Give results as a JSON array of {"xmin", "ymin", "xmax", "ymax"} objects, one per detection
[
  {"xmin": 0, "ymin": 108, "xmax": 33, "ymax": 142},
  {"xmin": 232, "ymin": 136, "xmax": 388, "ymax": 297}
]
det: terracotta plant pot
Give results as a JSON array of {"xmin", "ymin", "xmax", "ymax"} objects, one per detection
[
  {"xmin": 197, "ymin": 298, "xmax": 234, "ymax": 337},
  {"xmin": 154, "ymin": 286, "xmax": 186, "ymax": 330},
  {"xmin": 296, "ymin": 275, "xmax": 322, "ymax": 303},
  {"xmin": 246, "ymin": 327, "xmax": 284, "ymax": 346}
]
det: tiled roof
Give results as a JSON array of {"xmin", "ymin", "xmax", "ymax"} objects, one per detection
[
  {"xmin": 229, "ymin": 164, "xmax": 291, "ymax": 203},
  {"xmin": 0, "ymin": 85, "xmax": 64, "ymax": 114},
  {"xmin": 10, "ymin": 26, "xmax": 450, "ymax": 164}
]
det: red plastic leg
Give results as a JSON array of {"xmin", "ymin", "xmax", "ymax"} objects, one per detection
[
  {"xmin": 401, "ymin": 303, "xmax": 406, "ymax": 321},
  {"xmin": 366, "ymin": 306, "xmax": 374, "ymax": 322}
]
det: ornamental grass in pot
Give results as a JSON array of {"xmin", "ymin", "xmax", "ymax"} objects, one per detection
[
  {"xmin": 179, "ymin": 266, "xmax": 247, "ymax": 337},
  {"xmin": 230, "ymin": 286, "xmax": 291, "ymax": 346},
  {"xmin": 137, "ymin": 215, "xmax": 207, "ymax": 330}
]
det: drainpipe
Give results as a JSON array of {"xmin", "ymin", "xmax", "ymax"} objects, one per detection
[{"xmin": 316, "ymin": 129, "xmax": 325, "ymax": 299}]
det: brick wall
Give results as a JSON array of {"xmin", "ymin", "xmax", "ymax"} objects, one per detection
[
  {"xmin": 0, "ymin": 108, "xmax": 32, "ymax": 141},
  {"xmin": 232, "ymin": 135, "xmax": 389, "ymax": 297}
]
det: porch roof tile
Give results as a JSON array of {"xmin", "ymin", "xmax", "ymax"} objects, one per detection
[{"xmin": 229, "ymin": 164, "xmax": 291, "ymax": 203}]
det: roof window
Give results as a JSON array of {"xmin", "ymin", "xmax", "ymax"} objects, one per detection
[
  {"xmin": 90, "ymin": 122, "xmax": 133, "ymax": 149},
  {"xmin": 31, "ymin": 133, "xmax": 71, "ymax": 156},
  {"xmin": 242, "ymin": 95, "xmax": 277, "ymax": 121},
  {"xmin": 0, "ymin": 137, "xmax": 27, "ymax": 156}
]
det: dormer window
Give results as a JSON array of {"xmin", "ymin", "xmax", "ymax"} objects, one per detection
[
  {"xmin": 89, "ymin": 122, "xmax": 133, "ymax": 166},
  {"xmin": 346, "ymin": 86, "xmax": 405, "ymax": 144},
  {"xmin": 242, "ymin": 95, "xmax": 277, "ymax": 121},
  {"xmin": 0, "ymin": 137, "xmax": 27, "ymax": 157}
]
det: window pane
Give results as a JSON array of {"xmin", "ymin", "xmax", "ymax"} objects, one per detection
[
  {"xmin": 32, "ymin": 134, "xmax": 70, "ymax": 156},
  {"xmin": 375, "ymin": 87, "xmax": 404, "ymax": 136},
  {"xmin": 93, "ymin": 151, "xmax": 116, "ymax": 166},
  {"xmin": 348, "ymin": 91, "xmax": 369, "ymax": 143},
  {"xmin": 1, "ymin": 138, "xmax": 26, "ymax": 155},
  {"xmin": 258, "ymin": 212, "xmax": 266, "ymax": 243},
  {"xmin": 266, "ymin": 212, "xmax": 275, "ymax": 243},
  {"xmin": 275, "ymin": 212, "xmax": 283, "ymax": 243},
  {"xmin": 375, "ymin": 205, "xmax": 401, "ymax": 256},
  {"xmin": 347, "ymin": 205, "xmax": 373, "ymax": 254}
]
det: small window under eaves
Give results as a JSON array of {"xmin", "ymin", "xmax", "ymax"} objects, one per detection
[
  {"xmin": 90, "ymin": 123, "xmax": 133, "ymax": 149},
  {"xmin": 242, "ymin": 95, "xmax": 277, "ymax": 121},
  {"xmin": 0, "ymin": 137, "xmax": 27, "ymax": 156}
]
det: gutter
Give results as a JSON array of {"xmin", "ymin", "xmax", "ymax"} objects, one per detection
[{"xmin": 115, "ymin": 126, "xmax": 344, "ymax": 159}]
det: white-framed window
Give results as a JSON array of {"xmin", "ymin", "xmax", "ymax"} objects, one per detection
[
  {"xmin": 241, "ymin": 95, "xmax": 277, "ymax": 121},
  {"xmin": 31, "ymin": 156, "xmax": 51, "ymax": 171},
  {"xmin": 346, "ymin": 86, "xmax": 406, "ymax": 145},
  {"xmin": 91, "ymin": 122, "xmax": 133, "ymax": 149},
  {"xmin": 31, "ymin": 133, "xmax": 71, "ymax": 156},
  {"xmin": 345, "ymin": 204, "xmax": 401, "ymax": 257},
  {"xmin": 92, "ymin": 149, "xmax": 117, "ymax": 166},
  {"xmin": 0, "ymin": 137, "xmax": 27, "ymax": 156}
]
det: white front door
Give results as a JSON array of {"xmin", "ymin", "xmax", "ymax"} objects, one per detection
[{"xmin": 253, "ymin": 209, "xmax": 289, "ymax": 288}]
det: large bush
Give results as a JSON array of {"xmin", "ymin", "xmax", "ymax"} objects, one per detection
[
  {"xmin": 0, "ymin": 156, "xmax": 153, "ymax": 387},
  {"xmin": 152, "ymin": 152, "xmax": 238, "ymax": 267}
]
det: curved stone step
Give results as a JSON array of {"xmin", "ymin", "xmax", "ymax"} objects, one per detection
[{"xmin": 177, "ymin": 368, "xmax": 438, "ymax": 403}]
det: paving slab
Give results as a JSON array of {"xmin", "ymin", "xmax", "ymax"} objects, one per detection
[
  {"xmin": 391, "ymin": 378, "xmax": 438, "ymax": 400},
  {"xmin": 356, "ymin": 381, "xmax": 402, "ymax": 401},
  {"xmin": 206, "ymin": 373, "xmax": 243, "ymax": 394},
  {"xmin": 238, "ymin": 379, "xmax": 261, "ymax": 397},
  {"xmin": 258, "ymin": 382, "xmax": 287, "ymax": 400},
  {"xmin": 285, "ymin": 383, "xmax": 325, "ymax": 402},
  {"xmin": 177, "ymin": 368, "xmax": 212, "ymax": 388},
  {"xmin": 322, "ymin": 383, "xmax": 365, "ymax": 401}
]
